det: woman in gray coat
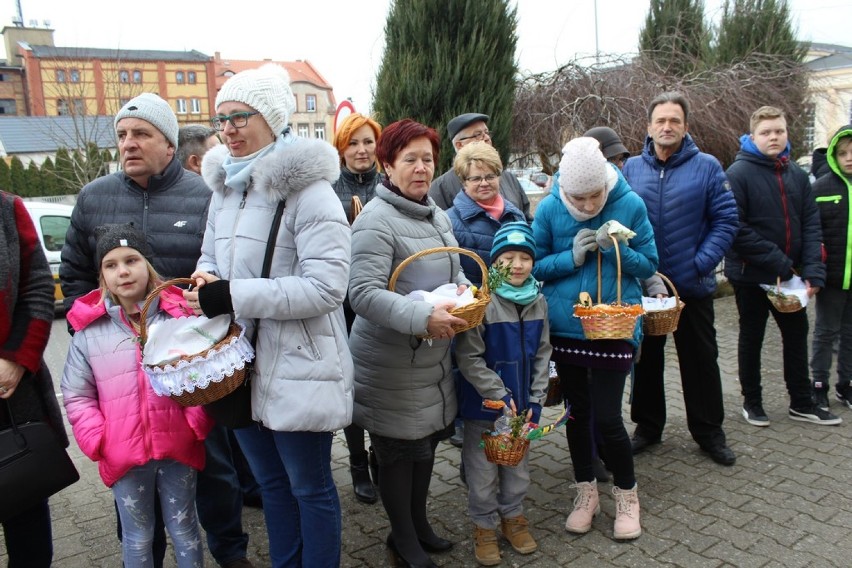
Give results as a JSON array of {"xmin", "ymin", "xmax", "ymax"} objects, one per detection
[{"xmin": 349, "ymin": 119, "xmax": 468, "ymax": 567}]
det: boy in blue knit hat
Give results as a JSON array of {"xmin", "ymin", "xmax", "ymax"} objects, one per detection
[{"xmin": 455, "ymin": 221, "xmax": 552, "ymax": 565}]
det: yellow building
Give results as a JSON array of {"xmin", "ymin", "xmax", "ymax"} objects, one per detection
[{"xmin": 806, "ymin": 43, "xmax": 852, "ymax": 151}]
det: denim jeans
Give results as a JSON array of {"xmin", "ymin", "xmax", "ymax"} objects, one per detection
[
  {"xmin": 112, "ymin": 459, "xmax": 202, "ymax": 568},
  {"xmin": 2, "ymin": 498, "xmax": 52, "ymax": 567},
  {"xmin": 463, "ymin": 419, "xmax": 529, "ymax": 529},
  {"xmin": 196, "ymin": 423, "xmax": 250, "ymax": 565},
  {"xmin": 811, "ymin": 286, "xmax": 852, "ymax": 391},
  {"xmin": 735, "ymin": 285, "xmax": 813, "ymax": 408},
  {"xmin": 234, "ymin": 425, "xmax": 341, "ymax": 568},
  {"xmin": 559, "ymin": 363, "xmax": 635, "ymax": 490}
]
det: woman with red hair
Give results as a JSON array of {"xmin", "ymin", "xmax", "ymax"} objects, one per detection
[
  {"xmin": 332, "ymin": 112, "xmax": 383, "ymax": 504},
  {"xmin": 348, "ymin": 119, "xmax": 468, "ymax": 567}
]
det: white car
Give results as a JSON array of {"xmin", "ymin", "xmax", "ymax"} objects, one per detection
[{"xmin": 23, "ymin": 201, "xmax": 74, "ymax": 309}]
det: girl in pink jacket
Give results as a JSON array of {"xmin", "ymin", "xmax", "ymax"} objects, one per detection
[{"xmin": 61, "ymin": 224, "xmax": 212, "ymax": 568}]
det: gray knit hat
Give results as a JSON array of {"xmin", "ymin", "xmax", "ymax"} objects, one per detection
[
  {"xmin": 114, "ymin": 93, "xmax": 179, "ymax": 148},
  {"xmin": 215, "ymin": 63, "xmax": 296, "ymax": 136},
  {"xmin": 95, "ymin": 223, "xmax": 154, "ymax": 267}
]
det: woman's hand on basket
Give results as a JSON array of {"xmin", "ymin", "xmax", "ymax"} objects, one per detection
[
  {"xmin": 426, "ymin": 301, "xmax": 467, "ymax": 339},
  {"xmin": 184, "ymin": 271, "xmax": 220, "ymax": 315}
]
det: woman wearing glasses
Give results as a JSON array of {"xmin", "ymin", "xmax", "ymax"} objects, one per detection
[
  {"xmin": 447, "ymin": 142, "xmax": 527, "ymax": 287},
  {"xmin": 185, "ymin": 64, "xmax": 353, "ymax": 567}
]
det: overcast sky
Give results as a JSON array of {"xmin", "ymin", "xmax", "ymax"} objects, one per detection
[{"xmin": 2, "ymin": 0, "xmax": 849, "ymax": 114}]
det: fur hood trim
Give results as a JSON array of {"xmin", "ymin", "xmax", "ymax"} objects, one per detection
[{"xmin": 202, "ymin": 138, "xmax": 340, "ymax": 203}]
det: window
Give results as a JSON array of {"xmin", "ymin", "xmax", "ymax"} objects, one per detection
[
  {"xmin": 176, "ymin": 71, "xmax": 185, "ymax": 84},
  {"xmin": 38, "ymin": 215, "xmax": 71, "ymax": 252},
  {"xmin": 188, "ymin": 71, "xmax": 196, "ymax": 84},
  {"xmin": 56, "ymin": 69, "xmax": 65, "ymax": 83},
  {"xmin": 119, "ymin": 98, "xmax": 130, "ymax": 108},
  {"xmin": 803, "ymin": 103, "xmax": 815, "ymax": 152},
  {"xmin": 297, "ymin": 123, "xmax": 309, "ymax": 138},
  {"xmin": 70, "ymin": 69, "xmax": 80, "ymax": 83},
  {"xmin": 314, "ymin": 123, "xmax": 325, "ymax": 140},
  {"xmin": 190, "ymin": 98, "xmax": 201, "ymax": 114},
  {"xmin": 57, "ymin": 99, "xmax": 68, "ymax": 115},
  {"xmin": 72, "ymin": 98, "xmax": 85, "ymax": 115},
  {"xmin": 0, "ymin": 99, "xmax": 15, "ymax": 114},
  {"xmin": 176, "ymin": 98, "xmax": 187, "ymax": 114},
  {"xmin": 306, "ymin": 95, "xmax": 317, "ymax": 112},
  {"xmin": 132, "ymin": 70, "xmax": 142, "ymax": 83},
  {"xmin": 119, "ymin": 69, "xmax": 129, "ymax": 83}
]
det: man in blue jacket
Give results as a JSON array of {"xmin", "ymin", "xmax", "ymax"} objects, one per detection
[{"xmin": 623, "ymin": 92, "xmax": 739, "ymax": 466}]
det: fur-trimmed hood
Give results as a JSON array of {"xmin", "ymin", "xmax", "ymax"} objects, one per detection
[{"xmin": 201, "ymin": 137, "xmax": 340, "ymax": 203}]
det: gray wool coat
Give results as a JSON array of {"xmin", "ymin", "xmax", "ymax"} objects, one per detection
[
  {"xmin": 198, "ymin": 138, "xmax": 353, "ymax": 433},
  {"xmin": 348, "ymin": 185, "xmax": 469, "ymax": 440}
]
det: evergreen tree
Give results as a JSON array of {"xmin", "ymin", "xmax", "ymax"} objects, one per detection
[
  {"xmin": 39, "ymin": 157, "xmax": 61, "ymax": 196},
  {"xmin": 639, "ymin": 0, "xmax": 711, "ymax": 76},
  {"xmin": 26, "ymin": 161, "xmax": 42, "ymax": 197},
  {"xmin": 0, "ymin": 159, "xmax": 10, "ymax": 192},
  {"xmin": 9, "ymin": 157, "xmax": 27, "ymax": 197},
  {"xmin": 53, "ymin": 147, "xmax": 78, "ymax": 194},
  {"xmin": 373, "ymin": 0, "xmax": 518, "ymax": 173},
  {"xmin": 714, "ymin": 0, "xmax": 807, "ymax": 65}
]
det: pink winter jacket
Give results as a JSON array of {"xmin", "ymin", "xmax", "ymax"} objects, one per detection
[{"xmin": 61, "ymin": 286, "xmax": 213, "ymax": 487}]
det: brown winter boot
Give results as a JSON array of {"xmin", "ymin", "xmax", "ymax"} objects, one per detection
[
  {"xmin": 473, "ymin": 526, "xmax": 501, "ymax": 566},
  {"xmin": 500, "ymin": 514, "xmax": 537, "ymax": 554}
]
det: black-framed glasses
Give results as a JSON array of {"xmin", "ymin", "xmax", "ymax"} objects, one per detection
[
  {"xmin": 465, "ymin": 173, "xmax": 500, "ymax": 184},
  {"xmin": 210, "ymin": 111, "xmax": 260, "ymax": 131},
  {"xmin": 459, "ymin": 129, "xmax": 492, "ymax": 142}
]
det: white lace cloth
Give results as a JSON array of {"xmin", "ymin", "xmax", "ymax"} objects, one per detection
[{"xmin": 143, "ymin": 317, "xmax": 255, "ymax": 397}]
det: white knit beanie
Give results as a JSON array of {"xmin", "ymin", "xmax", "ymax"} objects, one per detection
[
  {"xmin": 114, "ymin": 93, "xmax": 179, "ymax": 148},
  {"xmin": 216, "ymin": 64, "xmax": 296, "ymax": 136},
  {"xmin": 559, "ymin": 137, "xmax": 609, "ymax": 196}
]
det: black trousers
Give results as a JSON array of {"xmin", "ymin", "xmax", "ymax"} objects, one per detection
[{"xmin": 630, "ymin": 294, "xmax": 727, "ymax": 447}]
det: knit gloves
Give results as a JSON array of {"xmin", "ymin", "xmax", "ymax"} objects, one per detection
[{"xmin": 573, "ymin": 228, "xmax": 598, "ymax": 266}]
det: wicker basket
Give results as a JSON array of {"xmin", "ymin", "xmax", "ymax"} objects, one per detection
[
  {"xmin": 481, "ymin": 432, "xmax": 530, "ymax": 466},
  {"xmin": 349, "ymin": 195, "xmax": 363, "ymax": 225},
  {"xmin": 140, "ymin": 278, "xmax": 252, "ymax": 407},
  {"xmin": 388, "ymin": 246, "xmax": 490, "ymax": 338},
  {"xmin": 767, "ymin": 277, "xmax": 804, "ymax": 313},
  {"xmin": 642, "ymin": 272, "xmax": 686, "ymax": 336},
  {"xmin": 573, "ymin": 234, "xmax": 644, "ymax": 340}
]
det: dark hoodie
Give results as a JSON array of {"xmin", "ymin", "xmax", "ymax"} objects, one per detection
[
  {"xmin": 813, "ymin": 125, "xmax": 852, "ymax": 289},
  {"xmin": 811, "ymin": 147, "xmax": 831, "ymax": 179},
  {"xmin": 724, "ymin": 134, "xmax": 825, "ymax": 288}
]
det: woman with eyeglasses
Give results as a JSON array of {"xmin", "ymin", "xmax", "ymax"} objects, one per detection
[
  {"xmin": 447, "ymin": 141, "xmax": 527, "ymax": 287},
  {"xmin": 348, "ymin": 119, "xmax": 468, "ymax": 567},
  {"xmin": 185, "ymin": 64, "xmax": 353, "ymax": 567},
  {"xmin": 331, "ymin": 113, "xmax": 383, "ymax": 504}
]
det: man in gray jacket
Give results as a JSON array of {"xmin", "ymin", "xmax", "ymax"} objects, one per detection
[
  {"xmin": 60, "ymin": 94, "xmax": 254, "ymax": 568},
  {"xmin": 429, "ymin": 112, "xmax": 533, "ymax": 222}
]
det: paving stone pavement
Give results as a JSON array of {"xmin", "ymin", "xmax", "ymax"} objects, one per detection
[{"xmin": 3, "ymin": 294, "xmax": 851, "ymax": 567}]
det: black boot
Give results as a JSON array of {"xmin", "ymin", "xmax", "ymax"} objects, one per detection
[
  {"xmin": 369, "ymin": 446, "xmax": 380, "ymax": 488},
  {"xmin": 351, "ymin": 450, "xmax": 378, "ymax": 504}
]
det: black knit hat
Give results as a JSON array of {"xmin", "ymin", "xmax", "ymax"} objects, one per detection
[
  {"xmin": 583, "ymin": 126, "xmax": 630, "ymax": 161},
  {"xmin": 95, "ymin": 223, "xmax": 154, "ymax": 267}
]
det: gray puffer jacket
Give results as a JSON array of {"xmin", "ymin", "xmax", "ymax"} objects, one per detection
[
  {"xmin": 348, "ymin": 185, "xmax": 468, "ymax": 439},
  {"xmin": 198, "ymin": 139, "xmax": 353, "ymax": 432}
]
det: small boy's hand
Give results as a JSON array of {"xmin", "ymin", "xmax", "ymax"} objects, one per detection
[
  {"xmin": 526, "ymin": 403, "xmax": 542, "ymax": 426},
  {"xmin": 805, "ymin": 280, "xmax": 820, "ymax": 297},
  {"xmin": 501, "ymin": 394, "xmax": 517, "ymax": 417}
]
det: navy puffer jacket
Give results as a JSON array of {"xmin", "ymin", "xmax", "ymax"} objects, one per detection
[{"xmin": 623, "ymin": 135, "xmax": 738, "ymax": 298}]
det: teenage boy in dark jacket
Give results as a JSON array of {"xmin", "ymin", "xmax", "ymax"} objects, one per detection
[
  {"xmin": 725, "ymin": 105, "xmax": 839, "ymax": 427},
  {"xmin": 811, "ymin": 125, "xmax": 852, "ymax": 410}
]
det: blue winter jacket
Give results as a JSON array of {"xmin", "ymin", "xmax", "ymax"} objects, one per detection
[
  {"xmin": 623, "ymin": 134, "xmax": 738, "ymax": 299},
  {"xmin": 532, "ymin": 165, "xmax": 658, "ymax": 348},
  {"xmin": 447, "ymin": 191, "xmax": 526, "ymax": 286},
  {"xmin": 455, "ymin": 293, "xmax": 551, "ymax": 421}
]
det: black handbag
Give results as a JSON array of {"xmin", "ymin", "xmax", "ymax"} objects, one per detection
[
  {"xmin": 0, "ymin": 399, "xmax": 80, "ymax": 522},
  {"xmin": 204, "ymin": 199, "xmax": 285, "ymax": 429}
]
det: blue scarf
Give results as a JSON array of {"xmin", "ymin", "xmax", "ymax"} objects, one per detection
[
  {"xmin": 739, "ymin": 133, "xmax": 791, "ymax": 161},
  {"xmin": 222, "ymin": 130, "xmax": 296, "ymax": 192},
  {"xmin": 493, "ymin": 276, "xmax": 540, "ymax": 306}
]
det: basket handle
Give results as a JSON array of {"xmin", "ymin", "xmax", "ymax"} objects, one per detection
[
  {"xmin": 387, "ymin": 246, "xmax": 490, "ymax": 297},
  {"xmin": 596, "ymin": 234, "xmax": 621, "ymax": 304},
  {"xmin": 655, "ymin": 272, "xmax": 680, "ymax": 305},
  {"xmin": 138, "ymin": 277, "xmax": 195, "ymax": 345}
]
